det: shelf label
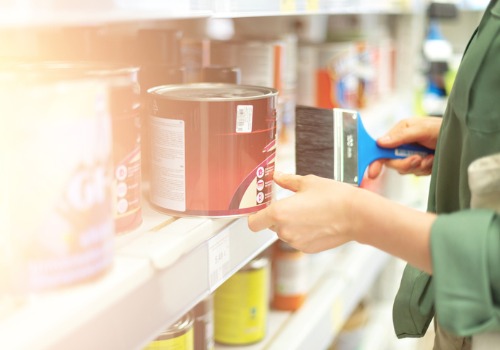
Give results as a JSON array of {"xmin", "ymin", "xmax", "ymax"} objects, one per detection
[
  {"xmin": 281, "ymin": 0, "xmax": 296, "ymax": 12},
  {"xmin": 306, "ymin": 0, "xmax": 319, "ymax": 11},
  {"xmin": 208, "ymin": 228, "xmax": 231, "ymax": 292},
  {"xmin": 331, "ymin": 298, "xmax": 344, "ymax": 334}
]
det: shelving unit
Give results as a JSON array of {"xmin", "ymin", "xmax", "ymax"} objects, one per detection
[
  {"xmin": 0, "ymin": 1, "xmax": 433, "ymax": 349},
  {"xmin": 0, "ymin": 205, "xmax": 277, "ymax": 350}
]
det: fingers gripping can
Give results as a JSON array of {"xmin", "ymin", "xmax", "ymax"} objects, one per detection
[{"xmin": 147, "ymin": 83, "xmax": 278, "ymax": 217}]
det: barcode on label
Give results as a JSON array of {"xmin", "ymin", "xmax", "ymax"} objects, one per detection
[{"xmin": 236, "ymin": 105, "xmax": 253, "ymax": 133}]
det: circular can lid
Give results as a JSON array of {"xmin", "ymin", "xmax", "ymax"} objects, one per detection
[
  {"xmin": 241, "ymin": 256, "xmax": 269, "ymax": 271},
  {"xmin": 155, "ymin": 312, "xmax": 194, "ymax": 340},
  {"xmin": 148, "ymin": 83, "xmax": 278, "ymax": 102}
]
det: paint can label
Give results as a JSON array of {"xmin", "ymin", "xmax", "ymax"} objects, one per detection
[
  {"xmin": 2, "ymin": 78, "xmax": 114, "ymax": 292},
  {"xmin": 214, "ymin": 265, "xmax": 268, "ymax": 345},
  {"xmin": 110, "ymin": 76, "xmax": 142, "ymax": 234},
  {"xmin": 144, "ymin": 328, "xmax": 194, "ymax": 350}
]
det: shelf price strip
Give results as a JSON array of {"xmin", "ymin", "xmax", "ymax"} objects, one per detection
[{"xmin": 208, "ymin": 228, "xmax": 231, "ymax": 292}]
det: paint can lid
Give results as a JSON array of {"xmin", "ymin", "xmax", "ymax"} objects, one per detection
[
  {"xmin": 154, "ymin": 312, "xmax": 194, "ymax": 340},
  {"xmin": 148, "ymin": 83, "xmax": 278, "ymax": 101}
]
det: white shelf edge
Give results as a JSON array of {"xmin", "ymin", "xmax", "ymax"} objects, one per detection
[
  {"xmin": 0, "ymin": 208, "xmax": 277, "ymax": 350},
  {"xmin": 0, "ymin": 3, "xmax": 420, "ymax": 26}
]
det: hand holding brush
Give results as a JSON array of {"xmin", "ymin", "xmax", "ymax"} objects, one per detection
[{"xmin": 367, "ymin": 117, "xmax": 442, "ymax": 179}]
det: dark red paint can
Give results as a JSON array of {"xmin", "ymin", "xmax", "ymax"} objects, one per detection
[{"xmin": 148, "ymin": 83, "xmax": 278, "ymax": 217}]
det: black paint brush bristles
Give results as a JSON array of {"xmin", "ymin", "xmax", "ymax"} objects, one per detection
[{"xmin": 295, "ymin": 105, "xmax": 335, "ymax": 179}]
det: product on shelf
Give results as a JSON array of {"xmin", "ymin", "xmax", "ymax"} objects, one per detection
[
  {"xmin": 144, "ymin": 312, "xmax": 194, "ymax": 350},
  {"xmin": 136, "ymin": 29, "xmax": 185, "ymax": 184},
  {"xmin": 272, "ymin": 241, "xmax": 309, "ymax": 311},
  {"xmin": 106, "ymin": 65, "xmax": 143, "ymax": 234},
  {"xmin": 297, "ymin": 42, "xmax": 358, "ymax": 109},
  {"xmin": 193, "ymin": 295, "xmax": 215, "ymax": 350},
  {"xmin": 147, "ymin": 83, "xmax": 277, "ymax": 217},
  {"xmin": 297, "ymin": 38, "xmax": 394, "ymax": 110},
  {"xmin": 1, "ymin": 62, "xmax": 115, "ymax": 292},
  {"xmin": 200, "ymin": 65, "xmax": 241, "ymax": 84},
  {"xmin": 30, "ymin": 29, "xmax": 144, "ymax": 233},
  {"xmin": 214, "ymin": 256, "xmax": 269, "ymax": 345}
]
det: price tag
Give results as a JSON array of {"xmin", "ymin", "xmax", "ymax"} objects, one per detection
[
  {"xmin": 306, "ymin": 0, "xmax": 319, "ymax": 11},
  {"xmin": 208, "ymin": 228, "xmax": 231, "ymax": 291},
  {"xmin": 331, "ymin": 298, "xmax": 344, "ymax": 334},
  {"xmin": 281, "ymin": 0, "xmax": 296, "ymax": 12}
]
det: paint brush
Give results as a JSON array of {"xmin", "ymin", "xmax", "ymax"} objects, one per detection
[
  {"xmin": 295, "ymin": 105, "xmax": 434, "ymax": 185},
  {"xmin": 333, "ymin": 108, "xmax": 434, "ymax": 185}
]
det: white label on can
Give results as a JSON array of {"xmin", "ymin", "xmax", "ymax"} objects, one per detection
[
  {"xmin": 236, "ymin": 105, "xmax": 253, "ymax": 133},
  {"xmin": 150, "ymin": 117, "xmax": 186, "ymax": 212}
]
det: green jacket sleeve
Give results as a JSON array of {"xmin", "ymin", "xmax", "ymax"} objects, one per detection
[{"xmin": 431, "ymin": 209, "xmax": 500, "ymax": 336}]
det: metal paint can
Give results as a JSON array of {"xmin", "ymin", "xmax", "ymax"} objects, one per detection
[
  {"xmin": 1, "ymin": 62, "xmax": 114, "ymax": 292},
  {"xmin": 145, "ymin": 312, "xmax": 194, "ymax": 350},
  {"xmin": 102, "ymin": 65, "xmax": 143, "ymax": 234},
  {"xmin": 214, "ymin": 256, "xmax": 269, "ymax": 345},
  {"xmin": 193, "ymin": 295, "xmax": 215, "ymax": 350},
  {"xmin": 148, "ymin": 83, "xmax": 278, "ymax": 217}
]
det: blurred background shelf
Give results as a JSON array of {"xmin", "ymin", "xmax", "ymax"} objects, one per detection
[
  {"xmin": 214, "ymin": 244, "xmax": 389, "ymax": 350},
  {"xmin": 0, "ymin": 0, "xmax": 424, "ymax": 26}
]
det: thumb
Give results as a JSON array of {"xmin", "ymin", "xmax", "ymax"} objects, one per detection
[{"xmin": 273, "ymin": 172, "xmax": 302, "ymax": 192}]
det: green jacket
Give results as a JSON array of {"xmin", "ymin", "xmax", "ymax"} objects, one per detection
[{"xmin": 393, "ymin": 0, "xmax": 500, "ymax": 338}]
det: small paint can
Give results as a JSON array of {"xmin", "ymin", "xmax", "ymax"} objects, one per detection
[
  {"xmin": 271, "ymin": 241, "xmax": 309, "ymax": 311},
  {"xmin": 193, "ymin": 295, "xmax": 215, "ymax": 350},
  {"xmin": 148, "ymin": 83, "xmax": 278, "ymax": 217},
  {"xmin": 145, "ymin": 312, "xmax": 194, "ymax": 350},
  {"xmin": 214, "ymin": 256, "xmax": 269, "ymax": 345},
  {"xmin": 1, "ymin": 62, "xmax": 115, "ymax": 292}
]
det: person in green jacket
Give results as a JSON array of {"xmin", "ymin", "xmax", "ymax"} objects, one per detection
[{"xmin": 248, "ymin": 1, "xmax": 500, "ymax": 349}]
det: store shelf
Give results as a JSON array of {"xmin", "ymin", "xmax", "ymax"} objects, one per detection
[
  {"xmin": 215, "ymin": 244, "xmax": 389, "ymax": 350},
  {"xmin": 0, "ymin": 202, "xmax": 277, "ymax": 350},
  {"xmin": 0, "ymin": 8, "xmax": 211, "ymax": 27},
  {"xmin": 0, "ymin": 0, "xmax": 422, "ymax": 26}
]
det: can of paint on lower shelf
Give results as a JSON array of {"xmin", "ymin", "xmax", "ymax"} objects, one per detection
[
  {"xmin": 145, "ymin": 312, "xmax": 194, "ymax": 350},
  {"xmin": 214, "ymin": 256, "xmax": 269, "ymax": 345},
  {"xmin": 147, "ymin": 83, "xmax": 278, "ymax": 217},
  {"xmin": 193, "ymin": 294, "xmax": 215, "ymax": 350}
]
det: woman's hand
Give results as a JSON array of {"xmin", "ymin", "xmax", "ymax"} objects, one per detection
[
  {"xmin": 368, "ymin": 117, "xmax": 442, "ymax": 179},
  {"xmin": 248, "ymin": 172, "xmax": 436, "ymax": 274},
  {"xmin": 248, "ymin": 172, "xmax": 358, "ymax": 253}
]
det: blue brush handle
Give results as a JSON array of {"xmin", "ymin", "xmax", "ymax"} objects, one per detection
[{"xmin": 357, "ymin": 115, "xmax": 434, "ymax": 185}]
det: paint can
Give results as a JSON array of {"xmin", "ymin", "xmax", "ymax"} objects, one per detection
[
  {"xmin": 145, "ymin": 312, "xmax": 194, "ymax": 350},
  {"xmin": 103, "ymin": 65, "xmax": 143, "ymax": 234},
  {"xmin": 193, "ymin": 295, "xmax": 215, "ymax": 350},
  {"xmin": 0, "ymin": 62, "xmax": 114, "ymax": 292},
  {"xmin": 148, "ymin": 83, "xmax": 278, "ymax": 217},
  {"xmin": 271, "ymin": 241, "xmax": 309, "ymax": 311},
  {"xmin": 17, "ymin": 62, "xmax": 142, "ymax": 234},
  {"xmin": 214, "ymin": 256, "xmax": 269, "ymax": 345}
]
